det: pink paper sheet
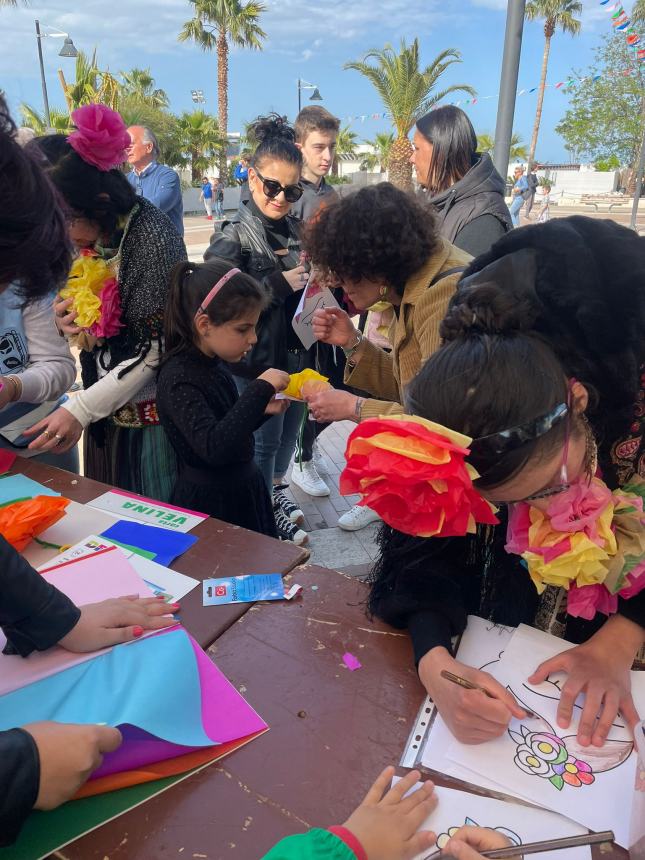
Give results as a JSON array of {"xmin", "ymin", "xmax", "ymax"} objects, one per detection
[{"xmin": 0, "ymin": 547, "xmax": 160, "ymax": 697}]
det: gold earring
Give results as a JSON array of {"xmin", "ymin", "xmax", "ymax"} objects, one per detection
[{"xmin": 379, "ymin": 285, "xmax": 388, "ymax": 299}]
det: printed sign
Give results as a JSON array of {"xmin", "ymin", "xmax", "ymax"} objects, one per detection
[{"xmin": 88, "ymin": 489, "xmax": 207, "ymax": 533}]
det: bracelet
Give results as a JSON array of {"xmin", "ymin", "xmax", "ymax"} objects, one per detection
[
  {"xmin": 342, "ymin": 330, "xmax": 363, "ymax": 359},
  {"xmin": 354, "ymin": 397, "xmax": 364, "ymax": 419},
  {"xmin": 4, "ymin": 375, "xmax": 21, "ymax": 402}
]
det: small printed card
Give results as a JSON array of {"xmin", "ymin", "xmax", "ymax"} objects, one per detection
[{"xmin": 202, "ymin": 574, "xmax": 285, "ymax": 606}]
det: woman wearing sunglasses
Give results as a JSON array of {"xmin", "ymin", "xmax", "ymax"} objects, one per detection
[
  {"xmin": 353, "ymin": 216, "xmax": 645, "ymax": 749},
  {"xmin": 204, "ymin": 115, "xmax": 310, "ymax": 544}
]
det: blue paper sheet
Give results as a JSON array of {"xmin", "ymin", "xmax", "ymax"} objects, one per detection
[
  {"xmin": 0, "ymin": 474, "xmax": 59, "ymax": 506},
  {"xmin": 0, "ymin": 629, "xmax": 212, "ymax": 748},
  {"xmin": 100, "ymin": 520, "xmax": 197, "ymax": 566}
]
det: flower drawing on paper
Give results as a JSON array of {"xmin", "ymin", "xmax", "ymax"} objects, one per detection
[
  {"xmin": 436, "ymin": 819, "xmax": 521, "ymax": 851},
  {"xmin": 512, "ymin": 727, "xmax": 594, "ymax": 790},
  {"xmin": 508, "ymin": 687, "xmax": 632, "ymax": 792}
]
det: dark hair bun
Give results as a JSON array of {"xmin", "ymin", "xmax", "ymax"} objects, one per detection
[
  {"xmin": 251, "ymin": 113, "xmax": 295, "ymax": 145},
  {"xmin": 440, "ymin": 248, "xmax": 542, "ymax": 342}
]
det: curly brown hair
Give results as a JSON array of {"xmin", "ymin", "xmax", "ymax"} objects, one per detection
[{"xmin": 304, "ymin": 182, "xmax": 439, "ymax": 295}]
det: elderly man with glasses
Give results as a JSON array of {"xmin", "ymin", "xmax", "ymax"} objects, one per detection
[{"xmin": 126, "ymin": 126, "xmax": 184, "ymax": 237}]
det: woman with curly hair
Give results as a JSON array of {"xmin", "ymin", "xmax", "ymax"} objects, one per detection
[
  {"xmin": 26, "ymin": 104, "xmax": 187, "ymax": 500},
  {"xmin": 346, "ymin": 216, "xmax": 644, "ymax": 748},
  {"xmin": 307, "ymin": 183, "xmax": 470, "ymax": 425}
]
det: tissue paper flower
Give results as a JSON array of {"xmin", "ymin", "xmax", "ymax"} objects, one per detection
[
  {"xmin": 0, "ymin": 496, "xmax": 70, "ymax": 551},
  {"xmin": 283, "ymin": 368, "xmax": 329, "ymax": 400},
  {"xmin": 340, "ymin": 415, "xmax": 498, "ymax": 537},
  {"xmin": 60, "ymin": 251, "xmax": 122, "ymax": 337},
  {"xmin": 68, "ymin": 104, "xmax": 131, "ymax": 171}
]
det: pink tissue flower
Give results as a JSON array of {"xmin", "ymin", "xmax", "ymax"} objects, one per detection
[
  {"xmin": 547, "ymin": 479, "xmax": 613, "ymax": 543},
  {"xmin": 68, "ymin": 104, "xmax": 131, "ymax": 172},
  {"xmin": 89, "ymin": 278, "xmax": 123, "ymax": 339},
  {"xmin": 567, "ymin": 583, "xmax": 618, "ymax": 620},
  {"xmin": 619, "ymin": 562, "xmax": 645, "ymax": 600}
]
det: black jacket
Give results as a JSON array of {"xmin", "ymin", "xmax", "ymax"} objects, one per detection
[
  {"xmin": 204, "ymin": 200, "xmax": 302, "ymax": 375},
  {"xmin": 0, "ymin": 535, "xmax": 81, "ymax": 846},
  {"xmin": 426, "ymin": 153, "xmax": 512, "ymax": 257},
  {"xmin": 370, "ymin": 216, "xmax": 645, "ymax": 665}
]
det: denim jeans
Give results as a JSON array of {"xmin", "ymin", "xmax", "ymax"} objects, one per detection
[{"xmin": 510, "ymin": 195, "xmax": 524, "ymax": 228}]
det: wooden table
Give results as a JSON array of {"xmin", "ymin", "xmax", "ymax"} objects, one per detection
[
  {"xmin": 55, "ymin": 566, "xmax": 627, "ymax": 860},
  {"xmin": 14, "ymin": 459, "xmax": 309, "ymax": 649}
]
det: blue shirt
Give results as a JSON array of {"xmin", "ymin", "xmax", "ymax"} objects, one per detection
[
  {"xmin": 234, "ymin": 163, "xmax": 248, "ymax": 183},
  {"xmin": 202, "ymin": 181, "xmax": 213, "ymax": 199},
  {"xmin": 514, "ymin": 176, "xmax": 529, "ymax": 195},
  {"xmin": 127, "ymin": 161, "xmax": 184, "ymax": 237}
]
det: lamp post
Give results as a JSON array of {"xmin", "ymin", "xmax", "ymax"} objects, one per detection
[
  {"xmin": 297, "ymin": 79, "xmax": 323, "ymax": 114},
  {"xmin": 35, "ymin": 20, "xmax": 78, "ymax": 131},
  {"xmin": 492, "ymin": 0, "xmax": 526, "ymax": 181}
]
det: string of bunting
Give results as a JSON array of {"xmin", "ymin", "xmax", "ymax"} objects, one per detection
[
  {"xmin": 599, "ymin": 0, "xmax": 645, "ymax": 61},
  {"xmin": 343, "ymin": 64, "xmax": 641, "ymax": 123}
]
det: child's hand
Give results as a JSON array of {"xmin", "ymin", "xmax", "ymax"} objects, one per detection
[
  {"xmin": 342, "ymin": 767, "xmax": 437, "ymax": 860},
  {"xmin": 265, "ymin": 398, "xmax": 289, "ymax": 416},
  {"xmin": 444, "ymin": 825, "xmax": 518, "ymax": 860},
  {"xmin": 258, "ymin": 368, "xmax": 290, "ymax": 392}
]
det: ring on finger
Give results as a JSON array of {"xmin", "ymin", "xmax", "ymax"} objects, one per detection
[
  {"xmin": 41, "ymin": 430, "xmax": 53, "ymax": 440},
  {"xmin": 54, "ymin": 433, "xmax": 65, "ymax": 446}
]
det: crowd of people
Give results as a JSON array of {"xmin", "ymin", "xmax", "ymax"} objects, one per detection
[{"xmin": 1, "ymin": 88, "xmax": 643, "ymax": 860}]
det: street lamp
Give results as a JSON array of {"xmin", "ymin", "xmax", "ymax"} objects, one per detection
[
  {"xmin": 492, "ymin": 0, "xmax": 526, "ymax": 180},
  {"xmin": 191, "ymin": 89, "xmax": 205, "ymax": 104},
  {"xmin": 35, "ymin": 20, "xmax": 78, "ymax": 131},
  {"xmin": 297, "ymin": 79, "xmax": 323, "ymax": 114}
]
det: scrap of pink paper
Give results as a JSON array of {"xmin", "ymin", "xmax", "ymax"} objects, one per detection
[{"xmin": 342, "ymin": 652, "xmax": 362, "ymax": 672}]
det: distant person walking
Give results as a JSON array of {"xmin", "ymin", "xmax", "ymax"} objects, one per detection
[
  {"xmin": 235, "ymin": 152, "xmax": 251, "ymax": 204},
  {"xmin": 537, "ymin": 183, "xmax": 552, "ymax": 222},
  {"xmin": 126, "ymin": 126, "xmax": 184, "ymax": 237},
  {"xmin": 509, "ymin": 165, "xmax": 529, "ymax": 228},
  {"xmin": 213, "ymin": 177, "xmax": 225, "ymax": 218},
  {"xmin": 200, "ymin": 177, "xmax": 213, "ymax": 220},
  {"xmin": 524, "ymin": 163, "xmax": 539, "ymax": 218}
]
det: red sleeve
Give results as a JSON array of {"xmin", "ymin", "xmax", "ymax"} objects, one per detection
[{"xmin": 328, "ymin": 826, "xmax": 368, "ymax": 860}]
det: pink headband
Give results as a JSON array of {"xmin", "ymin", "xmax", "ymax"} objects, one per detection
[{"xmin": 194, "ymin": 268, "xmax": 241, "ymax": 320}]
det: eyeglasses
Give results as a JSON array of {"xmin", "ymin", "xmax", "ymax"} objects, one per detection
[{"xmin": 253, "ymin": 168, "xmax": 303, "ymax": 203}]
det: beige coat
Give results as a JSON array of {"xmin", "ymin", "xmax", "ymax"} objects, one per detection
[{"xmin": 346, "ymin": 238, "xmax": 472, "ymax": 420}]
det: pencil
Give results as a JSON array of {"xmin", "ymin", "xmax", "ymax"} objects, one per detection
[
  {"xmin": 440, "ymin": 670, "xmax": 536, "ymax": 718},
  {"xmin": 421, "ymin": 829, "xmax": 614, "ymax": 860}
]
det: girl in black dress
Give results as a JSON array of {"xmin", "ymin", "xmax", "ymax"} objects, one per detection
[{"xmin": 157, "ymin": 260, "xmax": 289, "ymax": 537}]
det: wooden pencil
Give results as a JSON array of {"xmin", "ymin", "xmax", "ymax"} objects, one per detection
[
  {"xmin": 440, "ymin": 669, "xmax": 536, "ymax": 718},
  {"xmin": 420, "ymin": 829, "xmax": 614, "ymax": 860}
]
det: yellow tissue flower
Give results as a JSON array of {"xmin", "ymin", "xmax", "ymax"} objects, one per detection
[
  {"xmin": 283, "ymin": 369, "xmax": 329, "ymax": 400},
  {"xmin": 60, "ymin": 254, "xmax": 113, "ymax": 329}
]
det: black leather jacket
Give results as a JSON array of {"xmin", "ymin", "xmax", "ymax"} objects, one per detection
[{"xmin": 204, "ymin": 201, "xmax": 302, "ymax": 375}]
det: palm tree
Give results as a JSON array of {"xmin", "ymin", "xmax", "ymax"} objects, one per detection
[
  {"xmin": 60, "ymin": 50, "xmax": 121, "ymax": 113},
  {"xmin": 176, "ymin": 109, "xmax": 224, "ymax": 181},
  {"xmin": 121, "ymin": 68, "xmax": 169, "ymax": 109},
  {"xmin": 20, "ymin": 104, "xmax": 71, "ymax": 134},
  {"xmin": 334, "ymin": 125, "xmax": 358, "ymax": 177},
  {"xmin": 361, "ymin": 131, "xmax": 395, "ymax": 172},
  {"xmin": 632, "ymin": 0, "xmax": 645, "ymax": 24},
  {"xmin": 345, "ymin": 39, "xmax": 475, "ymax": 190},
  {"xmin": 525, "ymin": 0, "xmax": 582, "ymax": 167},
  {"xmin": 178, "ymin": 0, "xmax": 266, "ymax": 178},
  {"xmin": 477, "ymin": 131, "xmax": 528, "ymax": 161}
]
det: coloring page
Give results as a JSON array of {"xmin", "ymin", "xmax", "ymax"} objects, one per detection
[{"xmin": 392, "ymin": 782, "xmax": 590, "ymax": 860}]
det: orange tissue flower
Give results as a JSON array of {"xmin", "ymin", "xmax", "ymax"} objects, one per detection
[{"xmin": 0, "ymin": 496, "xmax": 70, "ymax": 551}]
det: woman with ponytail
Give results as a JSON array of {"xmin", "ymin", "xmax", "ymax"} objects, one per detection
[
  {"xmin": 157, "ymin": 259, "xmax": 289, "ymax": 537},
  {"xmin": 204, "ymin": 114, "xmax": 312, "ymax": 543},
  {"xmin": 344, "ymin": 216, "xmax": 645, "ymax": 748}
]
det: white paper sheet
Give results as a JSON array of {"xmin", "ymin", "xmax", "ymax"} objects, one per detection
[
  {"xmin": 291, "ymin": 281, "xmax": 340, "ymax": 350},
  {"xmin": 446, "ymin": 625, "xmax": 645, "ymax": 847},
  {"xmin": 393, "ymin": 780, "xmax": 590, "ymax": 860},
  {"xmin": 22, "ymin": 501, "xmax": 120, "ymax": 568}
]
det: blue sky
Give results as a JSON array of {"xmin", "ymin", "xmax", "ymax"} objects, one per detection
[{"xmin": 0, "ymin": 0, "xmax": 627, "ymax": 162}]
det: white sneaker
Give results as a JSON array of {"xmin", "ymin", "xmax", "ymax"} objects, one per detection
[
  {"xmin": 312, "ymin": 440, "xmax": 326, "ymax": 473},
  {"xmin": 338, "ymin": 504, "xmax": 381, "ymax": 531},
  {"xmin": 290, "ymin": 460, "xmax": 330, "ymax": 497}
]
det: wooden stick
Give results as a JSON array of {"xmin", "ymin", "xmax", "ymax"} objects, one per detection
[
  {"xmin": 440, "ymin": 670, "xmax": 536, "ymax": 718},
  {"xmin": 421, "ymin": 829, "xmax": 615, "ymax": 860}
]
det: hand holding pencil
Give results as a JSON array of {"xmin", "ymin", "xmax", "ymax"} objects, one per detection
[{"xmin": 418, "ymin": 648, "xmax": 530, "ymax": 745}]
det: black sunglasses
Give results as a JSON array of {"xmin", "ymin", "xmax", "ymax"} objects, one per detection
[{"xmin": 253, "ymin": 168, "xmax": 303, "ymax": 203}]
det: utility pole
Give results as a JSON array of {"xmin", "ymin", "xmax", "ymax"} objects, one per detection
[
  {"xmin": 630, "ymin": 103, "xmax": 645, "ymax": 231},
  {"xmin": 493, "ymin": 0, "xmax": 526, "ymax": 180},
  {"xmin": 35, "ymin": 20, "xmax": 52, "ymax": 129}
]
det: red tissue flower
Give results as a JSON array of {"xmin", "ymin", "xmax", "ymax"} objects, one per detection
[{"xmin": 340, "ymin": 415, "xmax": 498, "ymax": 538}]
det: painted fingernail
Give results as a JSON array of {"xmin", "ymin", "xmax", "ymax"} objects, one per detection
[
  {"xmin": 171, "ymin": 603, "xmax": 180, "ymax": 611},
  {"xmin": 133, "ymin": 626, "xmax": 144, "ymax": 638},
  {"xmin": 155, "ymin": 594, "xmax": 166, "ymax": 600}
]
